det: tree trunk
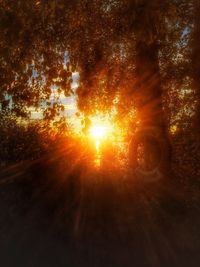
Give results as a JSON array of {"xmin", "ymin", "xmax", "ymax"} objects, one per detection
[
  {"xmin": 192, "ymin": 0, "xmax": 200, "ymax": 133},
  {"xmin": 135, "ymin": 40, "xmax": 165, "ymax": 129},
  {"xmin": 131, "ymin": 2, "xmax": 171, "ymax": 177}
]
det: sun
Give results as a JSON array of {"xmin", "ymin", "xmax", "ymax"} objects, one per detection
[
  {"xmin": 89, "ymin": 125, "xmax": 108, "ymax": 139},
  {"xmin": 88, "ymin": 118, "xmax": 111, "ymax": 168},
  {"xmin": 86, "ymin": 114, "xmax": 123, "ymax": 168},
  {"xmin": 88, "ymin": 116, "xmax": 114, "ymax": 141}
]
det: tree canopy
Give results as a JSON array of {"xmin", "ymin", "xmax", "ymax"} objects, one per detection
[{"xmin": 0, "ymin": 0, "xmax": 199, "ymax": 132}]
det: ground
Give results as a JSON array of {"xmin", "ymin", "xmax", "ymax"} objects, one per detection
[{"xmin": 0, "ymin": 150, "xmax": 200, "ymax": 267}]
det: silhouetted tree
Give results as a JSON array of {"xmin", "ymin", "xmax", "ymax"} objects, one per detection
[{"xmin": 191, "ymin": 0, "xmax": 200, "ymax": 133}]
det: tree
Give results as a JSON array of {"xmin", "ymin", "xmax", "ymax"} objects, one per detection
[
  {"xmin": 191, "ymin": 0, "xmax": 200, "ymax": 133},
  {"xmin": 0, "ymin": 1, "xmax": 73, "ymax": 120},
  {"xmin": 0, "ymin": 0, "xmax": 198, "ymax": 178}
]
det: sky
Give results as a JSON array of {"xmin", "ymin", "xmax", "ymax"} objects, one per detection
[{"xmin": 30, "ymin": 72, "xmax": 82, "ymax": 131}]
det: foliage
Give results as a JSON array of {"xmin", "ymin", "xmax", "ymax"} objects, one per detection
[
  {"xmin": 0, "ymin": 0, "xmax": 199, "ymax": 180},
  {"xmin": 0, "ymin": 111, "xmax": 70, "ymax": 165}
]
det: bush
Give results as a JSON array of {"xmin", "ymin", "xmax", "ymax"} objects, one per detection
[{"xmin": 0, "ymin": 112, "xmax": 69, "ymax": 165}]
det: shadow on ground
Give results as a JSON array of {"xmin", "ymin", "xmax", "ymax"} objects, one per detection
[{"xmin": 0, "ymin": 149, "xmax": 200, "ymax": 267}]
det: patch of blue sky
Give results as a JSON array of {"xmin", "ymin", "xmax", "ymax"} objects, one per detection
[
  {"xmin": 31, "ymin": 71, "xmax": 80, "ymax": 126},
  {"xmin": 181, "ymin": 26, "xmax": 189, "ymax": 39}
]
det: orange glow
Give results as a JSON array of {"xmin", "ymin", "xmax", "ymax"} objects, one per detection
[
  {"xmin": 88, "ymin": 114, "xmax": 115, "ymax": 139},
  {"xmin": 88, "ymin": 115, "xmax": 114, "ymax": 167},
  {"xmin": 89, "ymin": 126, "xmax": 107, "ymax": 139},
  {"xmin": 95, "ymin": 140, "xmax": 101, "ymax": 151},
  {"xmin": 170, "ymin": 124, "xmax": 178, "ymax": 135},
  {"xmin": 94, "ymin": 140, "xmax": 101, "ymax": 167},
  {"xmin": 84, "ymin": 113, "xmax": 128, "ymax": 168}
]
